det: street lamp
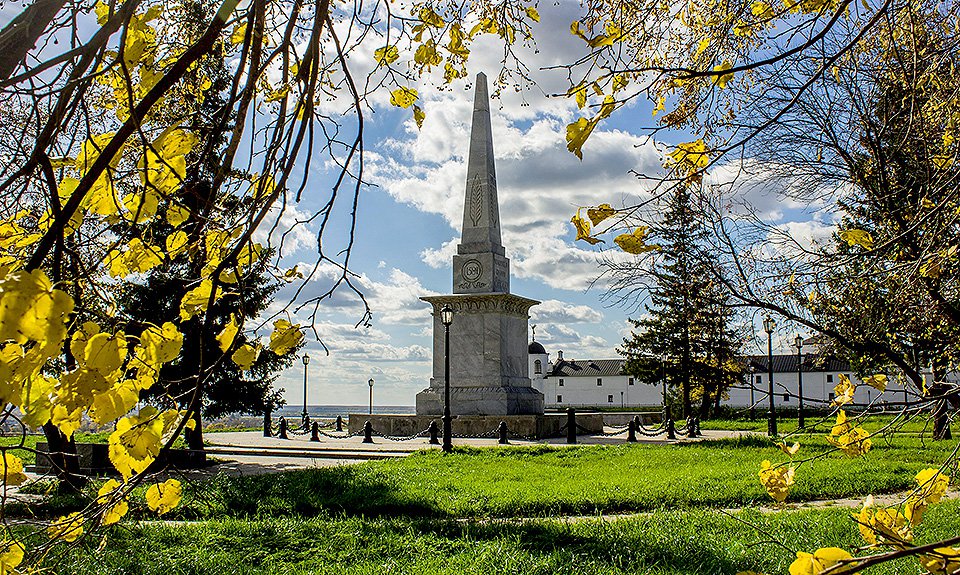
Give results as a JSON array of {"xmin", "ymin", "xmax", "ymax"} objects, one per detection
[
  {"xmin": 368, "ymin": 378, "xmax": 374, "ymax": 415},
  {"xmin": 440, "ymin": 304, "xmax": 454, "ymax": 453},
  {"xmin": 301, "ymin": 354, "xmax": 310, "ymax": 426},
  {"xmin": 748, "ymin": 365, "xmax": 756, "ymax": 421},
  {"xmin": 661, "ymin": 355, "xmax": 669, "ymax": 421},
  {"xmin": 762, "ymin": 315, "xmax": 778, "ymax": 437},
  {"xmin": 794, "ymin": 334, "xmax": 805, "ymax": 429}
]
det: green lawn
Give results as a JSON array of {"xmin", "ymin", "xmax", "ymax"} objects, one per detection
[
  {"xmin": 48, "ymin": 501, "xmax": 960, "ymax": 574},
  {"xmin": 169, "ymin": 436, "xmax": 952, "ymax": 520},
  {"xmin": 701, "ymin": 410, "xmax": 939, "ymax": 436}
]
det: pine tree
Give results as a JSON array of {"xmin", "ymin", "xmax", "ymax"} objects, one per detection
[{"xmin": 619, "ymin": 185, "xmax": 742, "ymax": 418}]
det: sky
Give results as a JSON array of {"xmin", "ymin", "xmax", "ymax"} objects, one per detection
[
  {"xmin": 259, "ymin": 4, "xmax": 837, "ymax": 408},
  {"xmin": 0, "ymin": 2, "xmax": 840, "ymax": 409}
]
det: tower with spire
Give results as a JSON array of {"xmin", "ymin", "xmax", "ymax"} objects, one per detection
[{"xmin": 415, "ymin": 73, "xmax": 544, "ymax": 416}]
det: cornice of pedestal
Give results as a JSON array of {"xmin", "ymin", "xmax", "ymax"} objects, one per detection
[{"xmin": 420, "ymin": 293, "xmax": 540, "ymax": 316}]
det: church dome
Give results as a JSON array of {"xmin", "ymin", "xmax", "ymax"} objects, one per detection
[{"xmin": 528, "ymin": 341, "xmax": 546, "ymax": 355}]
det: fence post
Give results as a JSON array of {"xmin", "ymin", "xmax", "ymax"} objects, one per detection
[
  {"xmin": 362, "ymin": 420, "xmax": 373, "ymax": 444},
  {"xmin": 627, "ymin": 420, "xmax": 637, "ymax": 442},
  {"xmin": 310, "ymin": 421, "xmax": 320, "ymax": 442},
  {"xmin": 335, "ymin": 415, "xmax": 343, "ymax": 432},
  {"xmin": 498, "ymin": 421, "xmax": 509, "ymax": 445},
  {"xmin": 633, "ymin": 415, "xmax": 641, "ymax": 429},
  {"xmin": 666, "ymin": 417, "xmax": 676, "ymax": 440},
  {"xmin": 278, "ymin": 417, "xmax": 288, "ymax": 440},
  {"xmin": 566, "ymin": 408, "xmax": 577, "ymax": 444},
  {"xmin": 428, "ymin": 420, "xmax": 440, "ymax": 445},
  {"xmin": 687, "ymin": 417, "xmax": 697, "ymax": 439},
  {"xmin": 263, "ymin": 410, "xmax": 272, "ymax": 438},
  {"xmin": 694, "ymin": 417, "xmax": 702, "ymax": 437}
]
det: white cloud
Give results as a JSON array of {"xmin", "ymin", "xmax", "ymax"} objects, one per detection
[{"xmin": 531, "ymin": 299, "xmax": 603, "ymax": 323}]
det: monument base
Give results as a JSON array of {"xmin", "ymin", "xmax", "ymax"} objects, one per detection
[
  {"xmin": 415, "ymin": 385, "xmax": 543, "ymax": 416},
  {"xmin": 347, "ymin": 412, "xmax": 603, "ymax": 439}
]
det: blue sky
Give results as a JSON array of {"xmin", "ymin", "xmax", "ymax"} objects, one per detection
[{"xmin": 0, "ymin": 2, "xmax": 839, "ymax": 408}]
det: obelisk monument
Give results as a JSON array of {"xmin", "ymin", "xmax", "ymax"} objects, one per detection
[{"xmin": 415, "ymin": 73, "xmax": 544, "ymax": 416}]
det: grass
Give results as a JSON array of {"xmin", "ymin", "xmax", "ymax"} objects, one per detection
[
  {"xmin": 48, "ymin": 501, "xmax": 960, "ymax": 574},
  {"xmin": 0, "ymin": 431, "xmax": 113, "ymax": 465},
  {"xmin": 701, "ymin": 411, "xmax": 940, "ymax": 435},
  {"xmin": 164, "ymin": 435, "xmax": 953, "ymax": 520}
]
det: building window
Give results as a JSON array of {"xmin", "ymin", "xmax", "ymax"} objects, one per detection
[
  {"xmin": 557, "ymin": 395, "xmax": 563, "ymax": 403},
  {"xmin": 755, "ymin": 375, "xmax": 762, "ymax": 384},
  {"xmin": 827, "ymin": 374, "xmax": 834, "ymax": 383},
  {"xmin": 534, "ymin": 360, "xmax": 542, "ymax": 375},
  {"xmin": 828, "ymin": 392, "xmax": 835, "ymax": 402},
  {"xmin": 607, "ymin": 394, "xmax": 614, "ymax": 403},
  {"xmin": 597, "ymin": 378, "xmax": 603, "ymax": 386},
  {"xmin": 628, "ymin": 377, "xmax": 635, "ymax": 385},
  {"xmin": 783, "ymin": 393, "xmax": 789, "ymax": 402},
  {"xmin": 558, "ymin": 379, "xmax": 564, "ymax": 387}
]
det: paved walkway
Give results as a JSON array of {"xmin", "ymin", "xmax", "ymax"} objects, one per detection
[{"xmin": 198, "ymin": 427, "xmax": 757, "ymax": 474}]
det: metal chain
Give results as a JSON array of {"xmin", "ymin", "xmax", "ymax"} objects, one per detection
[
  {"xmin": 373, "ymin": 428, "xmax": 432, "ymax": 442},
  {"xmin": 316, "ymin": 430, "xmax": 362, "ymax": 439}
]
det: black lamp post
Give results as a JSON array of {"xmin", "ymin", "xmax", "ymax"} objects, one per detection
[
  {"xmin": 748, "ymin": 365, "xmax": 756, "ymax": 421},
  {"xmin": 301, "ymin": 354, "xmax": 310, "ymax": 426},
  {"xmin": 440, "ymin": 305, "xmax": 454, "ymax": 453},
  {"xmin": 368, "ymin": 378, "xmax": 374, "ymax": 415},
  {"xmin": 763, "ymin": 315, "xmax": 778, "ymax": 437},
  {"xmin": 794, "ymin": 334, "xmax": 805, "ymax": 429},
  {"xmin": 661, "ymin": 355, "xmax": 669, "ymax": 420}
]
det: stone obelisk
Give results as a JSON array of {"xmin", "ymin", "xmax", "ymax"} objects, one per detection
[{"xmin": 415, "ymin": 73, "xmax": 544, "ymax": 416}]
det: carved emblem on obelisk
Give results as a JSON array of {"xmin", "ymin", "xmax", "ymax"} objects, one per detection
[{"xmin": 470, "ymin": 175, "xmax": 483, "ymax": 227}]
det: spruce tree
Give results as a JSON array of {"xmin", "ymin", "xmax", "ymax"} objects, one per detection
[{"xmin": 619, "ymin": 185, "xmax": 742, "ymax": 418}]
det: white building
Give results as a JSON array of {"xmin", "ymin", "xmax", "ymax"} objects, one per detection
[{"xmin": 528, "ymin": 339, "xmax": 916, "ymax": 411}]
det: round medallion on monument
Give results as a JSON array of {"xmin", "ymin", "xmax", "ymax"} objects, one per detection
[{"xmin": 461, "ymin": 259, "xmax": 483, "ymax": 282}]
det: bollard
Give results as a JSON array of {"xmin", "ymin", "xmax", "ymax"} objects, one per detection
[
  {"xmin": 666, "ymin": 417, "xmax": 676, "ymax": 440},
  {"xmin": 303, "ymin": 414, "xmax": 310, "ymax": 430},
  {"xmin": 310, "ymin": 421, "xmax": 320, "ymax": 442},
  {"xmin": 498, "ymin": 421, "xmax": 509, "ymax": 445},
  {"xmin": 566, "ymin": 407, "xmax": 577, "ymax": 444},
  {"xmin": 627, "ymin": 420, "xmax": 637, "ymax": 442},
  {"xmin": 362, "ymin": 420, "xmax": 374, "ymax": 443},
  {"xmin": 694, "ymin": 417, "xmax": 701, "ymax": 437},
  {"xmin": 278, "ymin": 417, "xmax": 288, "ymax": 440},
  {"xmin": 687, "ymin": 417, "xmax": 697, "ymax": 439},
  {"xmin": 335, "ymin": 415, "xmax": 343, "ymax": 432},
  {"xmin": 263, "ymin": 410, "xmax": 272, "ymax": 438},
  {"xmin": 428, "ymin": 420, "xmax": 440, "ymax": 445},
  {"xmin": 633, "ymin": 415, "xmax": 641, "ymax": 429}
]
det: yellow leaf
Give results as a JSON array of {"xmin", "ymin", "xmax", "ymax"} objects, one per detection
[
  {"xmin": 832, "ymin": 374, "xmax": 855, "ymax": 405},
  {"xmin": 413, "ymin": 105, "xmax": 426, "ymax": 129},
  {"xmin": 751, "ymin": 0, "xmax": 775, "ymax": 18},
  {"xmin": 0, "ymin": 538, "xmax": 24, "ymax": 572},
  {"xmin": 612, "ymin": 74, "xmax": 629, "ymax": 92},
  {"xmin": 0, "ymin": 268, "xmax": 74, "ymax": 355},
  {"xmin": 230, "ymin": 22, "xmax": 247, "ymax": 45},
  {"xmin": 778, "ymin": 441, "xmax": 800, "ymax": 456},
  {"xmin": 1, "ymin": 453, "xmax": 27, "ymax": 486},
  {"xmin": 108, "ymin": 407, "xmax": 164, "ymax": 479},
  {"xmin": 48, "ymin": 512, "xmax": 84, "ymax": 542},
  {"xmin": 269, "ymin": 319, "xmax": 303, "ymax": 355},
  {"xmin": 97, "ymin": 478, "xmax": 129, "ymax": 526},
  {"xmin": 390, "ymin": 87, "xmax": 419, "ymax": 109},
  {"xmin": 166, "ymin": 204, "xmax": 190, "ymax": 227},
  {"xmin": 374, "ymin": 45, "xmax": 399, "ymax": 65},
  {"xmin": 565, "ymin": 117, "xmax": 598, "ymax": 160},
  {"xmin": 668, "ymin": 139, "xmax": 710, "ymax": 173},
  {"xmin": 166, "ymin": 230, "xmax": 189, "ymax": 258},
  {"xmin": 920, "ymin": 547, "xmax": 960, "ymax": 574},
  {"xmin": 915, "ymin": 468, "xmax": 950, "ymax": 504},
  {"xmin": 418, "ymin": 7, "xmax": 444, "ymax": 27},
  {"xmin": 587, "ymin": 204, "xmax": 616, "ymax": 226},
  {"xmin": 571, "ymin": 210, "xmax": 603, "ymax": 245},
  {"xmin": 569, "ymin": 83, "xmax": 588, "ymax": 109},
  {"xmin": 216, "ymin": 314, "xmax": 240, "ymax": 353},
  {"xmin": 789, "ymin": 548, "xmax": 853, "ymax": 575},
  {"xmin": 525, "ymin": 6, "xmax": 540, "ymax": 21},
  {"xmin": 713, "ymin": 60, "xmax": 734, "ymax": 88},
  {"xmin": 862, "ymin": 374, "xmax": 887, "ymax": 392},
  {"xmin": 615, "ymin": 227, "xmax": 659, "ymax": 254},
  {"xmin": 89, "ymin": 379, "xmax": 139, "ymax": 424},
  {"xmin": 138, "ymin": 322, "xmax": 183, "ymax": 366},
  {"xmin": 758, "ymin": 459, "xmax": 795, "ymax": 503},
  {"xmin": 145, "ymin": 479, "xmax": 182, "ymax": 515},
  {"xmin": 232, "ymin": 343, "xmax": 260, "ymax": 370},
  {"xmin": 839, "ymin": 229, "xmax": 874, "ymax": 250},
  {"xmin": 179, "ymin": 280, "xmax": 217, "ymax": 322}
]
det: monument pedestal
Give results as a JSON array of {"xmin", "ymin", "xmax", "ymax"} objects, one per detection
[{"xmin": 416, "ymin": 385, "xmax": 544, "ymax": 416}]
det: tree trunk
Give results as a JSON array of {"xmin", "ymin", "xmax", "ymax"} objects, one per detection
[
  {"xmin": 185, "ymin": 406, "xmax": 204, "ymax": 450},
  {"xmin": 0, "ymin": 0, "xmax": 67, "ymax": 83},
  {"xmin": 40, "ymin": 422, "xmax": 85, "ymax": 491}
]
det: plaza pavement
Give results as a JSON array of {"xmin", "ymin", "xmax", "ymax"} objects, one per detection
[{"xmin": 200, "ymin": 427, "xmax": 758, "ymax": 474}]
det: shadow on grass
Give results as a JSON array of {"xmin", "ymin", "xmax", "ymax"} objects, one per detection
[{"xmin": 181, "ymin": 463, "xmax": 443, "ymax": 520}]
